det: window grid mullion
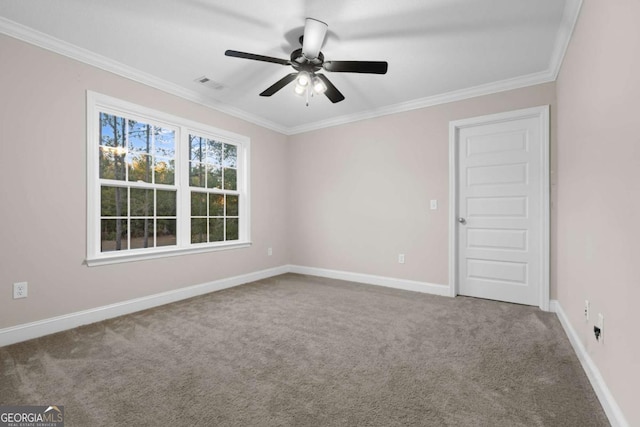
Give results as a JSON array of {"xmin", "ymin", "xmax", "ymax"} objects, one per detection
[
  {"xmin": 151, "ymin": 126, "xmax": 156, "ymax": 185},
  {"xmin": 124, "ymin": 118, "xmax": 130, "ymax": 182}
]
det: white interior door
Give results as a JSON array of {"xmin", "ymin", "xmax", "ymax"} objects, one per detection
[{"xmin": 450, "ymin": 106, "xmax": 549, "ymax": 308}]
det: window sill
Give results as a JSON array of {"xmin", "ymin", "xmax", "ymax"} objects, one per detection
[{"xmin": 86, "ymin": 241, "xmax": 252, "ymax": 267}]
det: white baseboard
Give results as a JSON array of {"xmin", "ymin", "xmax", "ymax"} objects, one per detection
[
  {"xmin": 0, "ymin": 265, "xmax": 289, "ymax": 347},
  {"xmin": 550, "ymin": 300, "xmax": 629, "ymax": 427},
  {"xmin": 288, "ymin": 265, "xmax": 450, "ymax": 297},
  {"xmin": 1, "ymin": 265, "xmax": 447, "ymax": 347}
]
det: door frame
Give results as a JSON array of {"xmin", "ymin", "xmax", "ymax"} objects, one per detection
[{"xmin": 448, "ymin": 105, "xmax": 550, "ymax": 311}]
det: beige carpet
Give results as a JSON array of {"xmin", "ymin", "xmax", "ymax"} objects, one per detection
[{"xmin": 0, "ymin": 273, "xmax": 608, "ymax": 426}]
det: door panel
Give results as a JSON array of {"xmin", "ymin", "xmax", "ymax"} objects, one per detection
[
  {"xmin": 467, "ymin": 163, "xmax": 528, "ymax": 186},
  {"xmin": 466, "ymin": 228, "xmax": 528, "ymax": 251},
  {"xmin": 467, "ymin": 196, "xmax": 528, "ymax": 218},
  {"xmin": 465, "ymin": 130, "xmax": 528, "ymax": 157}
]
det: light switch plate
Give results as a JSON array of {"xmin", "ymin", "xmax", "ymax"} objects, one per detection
[{"xmin": 430, "ymin": 200, "xmax": 438, "ymax": 210}]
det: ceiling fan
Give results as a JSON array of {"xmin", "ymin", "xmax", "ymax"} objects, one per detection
[{"xmin": 225, "ymin": 18, "xmax": 388, "ymax": 104}]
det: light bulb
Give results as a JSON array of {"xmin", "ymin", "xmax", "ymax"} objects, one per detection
[
  {"xmin": 294, "ymin": 83, "xmax": 306, "ymax": 96},
  {"xmin": 296, "ymin": 71, "xmax": 310, "ymax": 87},
  {"xmin": 312, "ymin": 76, "xmax": 327, "ymax": 94}
]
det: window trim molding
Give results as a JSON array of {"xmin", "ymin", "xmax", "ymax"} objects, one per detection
[
  {"xmin": 85, "ymin": 242, "xmax": 252, "ymax": 267},
  {"xmin": 86, "ymin": 91, "xmax": 251, "ymax": 266}
]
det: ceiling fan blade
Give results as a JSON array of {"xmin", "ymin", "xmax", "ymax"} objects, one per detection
[
  {"xmin": 323, "ymin": 61, "xmax": 388, "ymax": 74},
  {"xmin": 225, "ymin": 50, "xmax": 290, "ymax": 66},
  {"xmin": 322, "ymin": 61, "xmax": 389, "ymax": 74},
  {"xmin": 259, "ymin": 73, "xmax": 298, "ymax": 97},
  {"xmin": 302, "ymin": 18, "xmax": 328, "ymax": 60},
  {"xmin": 316, "ymin": 74, "xmax": 345, "ymax": 103}
]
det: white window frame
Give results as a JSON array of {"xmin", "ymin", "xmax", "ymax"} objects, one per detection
[{"xmin": 86, "ymin": 91, "xmax": 251, "ymax": 266}]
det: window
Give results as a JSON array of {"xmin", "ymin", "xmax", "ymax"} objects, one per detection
[
  {"xmin": 188, "ymin": 136, "xmax": 240, "ymax": 244},
  {"xmin": 87, "ymin": 92, "xmax": 250, "ymax": 266}
]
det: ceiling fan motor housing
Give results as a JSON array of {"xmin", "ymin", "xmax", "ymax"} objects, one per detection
[{"xmin": 291, "ymin": 48, "xmax": 324, "ymax": 73}]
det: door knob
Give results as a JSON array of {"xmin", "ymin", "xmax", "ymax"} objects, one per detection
[{"xmin": 458, "ymin": 217, "xmax": 466, "ymax": 224}]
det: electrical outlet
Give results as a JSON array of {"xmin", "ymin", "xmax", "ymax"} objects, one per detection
[
  {"xmin": 13, "ymin": 282, "xmax": 28, "ymax": 299},
  {"xmin": 430, "ymin": 200, "xmax": 438, "ymax": 210},
  {"xmin": 595, "ymin": 313, "xmax": 604, "ymax": 343},
  {"xmin": 267, "ymin": 247, "xmax": 273, "ymax": 256},
  {"xmin": 398, "ymin": 254, "xmax": 405, "ymax": 264},
  {"xmin": 584, "ymin": 300, "xmax": 590, "ymax": 322}
]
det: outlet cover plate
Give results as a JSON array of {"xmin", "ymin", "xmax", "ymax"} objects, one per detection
[
  {"xmin": 13, "ymin": 282, "xmax": 28, "ymax": 299},
  {"xmin": 597, "ymin": 313, "xmax": 604, "ymax": 343}
]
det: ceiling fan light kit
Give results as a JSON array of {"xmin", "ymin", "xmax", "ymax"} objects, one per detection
[
  {"xmin": 294, "ymin": 73, "xmax": 328, "ymax": 106},
  {"xmin": 224, "ymin": 17, "xmax": 388, "ymax": 105}
]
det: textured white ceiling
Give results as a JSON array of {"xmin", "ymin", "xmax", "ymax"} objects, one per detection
[{"xmin": 0, "ymin": 0, "xmax": 579, "ymax": 134}]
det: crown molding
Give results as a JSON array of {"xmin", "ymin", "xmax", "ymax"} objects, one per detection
[
  {"xmin": 549, "ymin": 0, "xmax": 584, "ymax": 80},
  {"xmin": 1, "ymin": 0, "xmax": 583, "ymax": 137},
  {"xmin": 286, "ymin": 69, "xmax": 556, "ymax": 134},
  {"xmin": 0, "ymin": 16, "xmax": 289, "ymax": 135}
]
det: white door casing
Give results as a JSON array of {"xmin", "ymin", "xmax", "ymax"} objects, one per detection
[{"xmin": 448, "ymin": 106, "xmax": 550, "ymax": 310}]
